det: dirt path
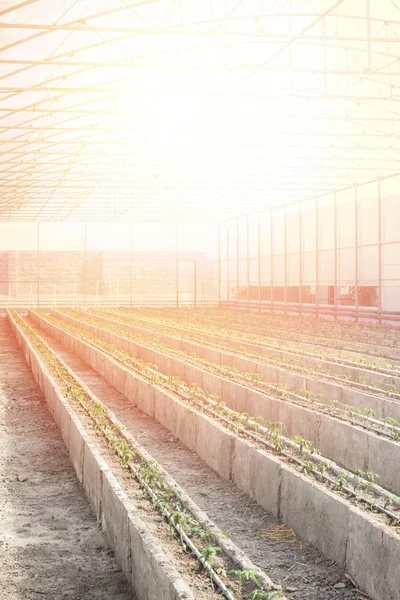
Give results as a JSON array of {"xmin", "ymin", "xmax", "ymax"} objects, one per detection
[
  {"xmin": 31, "ymin": 318, "xmax": 363, "ymax": 600},
  {"xmin": 0, "ymin": 317, "xmax": 135, "ymax": 600}
]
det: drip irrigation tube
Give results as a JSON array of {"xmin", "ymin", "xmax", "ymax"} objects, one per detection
[{"xmin": 34, "ymin": 311, "xmax": 400, "ymax": 526}]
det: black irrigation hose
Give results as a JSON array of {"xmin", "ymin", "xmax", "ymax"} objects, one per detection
[
  {"xmin": 66, "ymin": 310, "xmax": 400, "ymax": 443},
  {"xmin": 15, "ymin": 313, "xmax": 238, "ymax": 600},
  {"xmin": 38, "ymin": 312, "xmax": 400, "ymax": 526},
  {"xmin": 95, "ymin": 309, "xmax": 400, "ymax": 400},
  {"xmin": 127, "ymin": 310, "xmax": 400, "ymax": 377},
  {"xmin": 204, "ymin": 407, "xmax": 400, "ymax": 525}
]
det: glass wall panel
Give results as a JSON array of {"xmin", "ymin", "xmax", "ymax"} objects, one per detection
[
  {"xmin": 238, "ymin": 259, "xmax": 248, "ymax": 286},
  {"xmin": 272, "ymin": 208, "xmax": 285, "ymax": 255},
  {"xmin": 219, "ymin": 222, "xmax": 228, "ymax": 261},
  {"xmin": 358, "ymin": 245, "xmax": 379, "ymax": 283},
  {"xmin": 0, "ymin": 222, "xmax": 38, "ymax": 251},
  {"xmin": 338, "ymin": 248, "xmax": 356, "ymax": 283},
  {"xmin": 286, "ymin": 286, "xmax": 300, "ymax": 303},
  {"xmin": 238, "ymin": 217, "xmax": 248, "ymax": 259},
  {"xmin": 302, "ymin": 252, "xmax": 316, "ymax": 282},
  {"xmin": 381, "ymin": 176, "xmax": 400, "ymax": 243},
  {"xmin": 228, "ymin": 260, "xmax": 237, "ymax": 287},
  {"xmin": 0, "ymin": 223, "xmax": 39, "ymax": 303},
  {"xmin": 248, "ymin": 215, "xmax": 259, "ymax": 258},
  {"xmin": 318, "ymin": 286, "xmax": 335, "ymax": 305},
  {"xmin": 40, "ymin": 223, "xmax": 86, "ymax": 303},
  {"xmin": 260, "ymin": 256, "xmax": 271, "ymax": 285},
  {"xmin": 178, "ymin": 223, "xmax": 218, "ymax": 257},
  {"xmin": 336, "ymin": 188, "xmax": 355, "ymax": 248},
  {"xmin": 382, "ymin": 243, "xmax": 400, "ymax": 280},
  {"xmin": 220, "ymin": 260, "xmax": 228, "ymax": 282},
  {"xmin": 259, "ymin": 211, "xmax": 271, "ymax": 256},
  {"xmin": 318, "ymin": 195, "xmax": 335, "ymax": 250},
  {"xmin": 357, "ymin": 182, "xmax": 379, "ymax": 246},
  {"xmin": 273, "ymin": 254, "xmax": 285, "ymax": 285},
  {"xmin": 286, "ymin": 204, "xmax": 300, "ymax": 254},
  {"xmin": 287, "ymin": 254, "xmax": 300, "ymax": 284},
  {"xmin": 318, "ymin": 249, "xmax": 334, "ymax": 283},
  {"xmin": 220, "ymin": 280, "xmax": 229, "ymax": 302},
  {"xmin": 87, "ymin": 223, "xmax": 131, "ymax": 301},
  {"xmin": 382, "ymin": 281, "xmax": 400, "ymax": 311},
  {"xmin": 249, "ymin": 257, "xmax": 259, "ymax": 285},
  {"xmin": 228, "ymin": 220, "xmax": 237, "ymax": 261},
  {"xmin": 301, "ymin": 199, "xmax": 317, "ymax": 252},
  {"xmin": 336, "ymin": 285, "xmax": 355, "ymax": 305}
]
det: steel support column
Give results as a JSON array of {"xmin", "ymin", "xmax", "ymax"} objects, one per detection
[
  {"xmin": 176, "ymin": 225, "xmax": 179, "ymax": 309},
  {"xmin": 130, "ymin": 223, "xmax": 133, "ymax": 308},
  {"xmin": 37, "ymin": 221, "xmax": 40, "ymax": 307},
  {"xmin": 258, "ymin": 213, "xmax": 261, "ymax": 313},
  {"xmin": 236, "ymin": 218, "xmax": 239, "ymax": 310},
  {"xmin": 355, "ymin": 188, "xmax": 359, "ymax": 320},
  {"xmin": 284, "ymin": 205, "xmax": 287, "ymax": 313},
  {"xmin": 299, "ymin": 202, "xmax": 303, "ymax": 316},
  {"xmin": 315, "ymin": 198, "xmax": 319, "ymax": 318},
  {"xmin": 218, "ymin": 222, "xmax": 221, "ymax": 307},
  {"xmin": 246, "ymin": 215, "xmax": 250, "ymax": 310},
  {"xmin": 378, "ymin": 180, "xmax": 382, "ymax": 323},
  {"xmin": 270, "ymin": 209, "xmax": 273, "ymax": 312},
  {"xmin": 334, "ymin": 191, "xmax": 338, "ymax": 319},
  {"xmin": 84, "ymin": 223, "xmax": 87, "ymax": 307}
]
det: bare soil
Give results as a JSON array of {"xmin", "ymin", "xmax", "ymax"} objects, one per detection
[
  {"xmin": 0, "ymin": 317, "xmax": 135, "ymax": 600},
  {"xmin": 32, "ymin": 318, "xmax": 368, "ymax": 600}
]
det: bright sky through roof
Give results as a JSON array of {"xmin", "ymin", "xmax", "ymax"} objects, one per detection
[{"xmin": 0, "ymin": 0, "xmax": 400, "ymax": 221}]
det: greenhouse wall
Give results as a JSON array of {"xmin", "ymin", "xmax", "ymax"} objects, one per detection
[
  {"xmin": 0, "ymin": 223, "xmax": 219, "ymax": 308},
  {"xmin": 219, "ymin": 174, "xmax": 400, "ymax": 321}
]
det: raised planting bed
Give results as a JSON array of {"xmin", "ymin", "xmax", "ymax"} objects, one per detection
[
  {"xmin": 150, "ymin": 308, "xmax": 400, "ymax": 364},
  {"xmin": 212, "ymin": 306, "xmax": 400, "ymax": 346},
  {"xmin": 27, "ymin": 308, "xmax": 400, "ymax": 600},
  {"xmin": 50, "ymin": 307, "xmax": 400, "ymax": 498},
  {"xmin": 103, "ymin": 308, "xmax": 400, "ymax": 395},
  {"xmin": 10, "ymin": 310, "xmax": 284, "ymax": 600},
  {"xmin": 85, "ymin": 307, "xmax": 400, "ymax": 422}
]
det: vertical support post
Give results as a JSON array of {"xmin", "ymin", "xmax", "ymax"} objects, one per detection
[
  {"xmin": 284, "ymin": 205, "xmax": 287, "ymax": 313},
  {"xmin": 236, "ymin": 218, "xmax": 239, "ymax": 311},
  {"xmin": 378, "ymin": 180, "xmax": 382, "ymax": 323},
  {"xmin": 227, "ymin": 222, "xmax": 230, "ymax": 308},
  {"xmin": 84, "ymin": 223, "xmax": 87, "ymax": 307},
  {"xmin": 130, "ymin": 223, "xmax": 133, "ymax": 308},
  {"xmin": 355, "ymin": 187, "xmax": 359, "ymax": 321},
  {"xmin": 323, "ymin": 17, "xmax": 328, "ymax": 95},
  {"xmin": 299, "ymin": 202, "xmax": 303, "ymax": 316},
  {"xmin": 270, "ymin": 209, "xmax": 273, "ymax": 313},
  {"xmin": 315, "ymin": 198, "xmax": 319, "ymax": 319},
  {"xmin": 257, "ymin": 213, "xmax": 261, "ymax": 313},
  {"xmin": 176, "ymin": 224, "xmax": 179, "ymax": 309},
  {"xmin": 194, "ymin": 260, "xmax": 197, "ymax": 308},
  {"xmin": 334, "ymin": 191, "xmax": 338, "ymax": 319},
  {"xmin": 246, "ymin": 216, "xmax": 250, "ymax": 311},
  {"xmin": 218, "ymin": 223, "xmax": 221, "ymax": 307},
  {"xmin": 366, "ymin": 0, "xmax": 372, "ymax": 71},
  {"xmin": 37, "ymin": 222, "xmax": 40, "ymax": 308}
]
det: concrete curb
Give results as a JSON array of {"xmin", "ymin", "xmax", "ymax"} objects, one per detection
[
  {"xmin": 32, "ymin": 309, "xmax": 400, "ymax": 600},
  {"xmin": 52, "ymin": 309, "xmax": 400, "ymax": 497},
  {"xmin": 9, "ymin": 310, "xmax": 194, "ymax": 600},
  {"xmin": 76, "ymin": 309, "xmax": 400, "ymax": 421}
]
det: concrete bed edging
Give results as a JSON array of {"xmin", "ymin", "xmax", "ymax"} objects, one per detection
[
  {"xmin": 75, "ymin": 309, "xmax": 400, "ymax": 421},
  {"xmin": 51, "ymin": 309, "xmax": 400, "ymax": 498},
  {"xmin": 31, "ymin": 309, "xmax": 400, "ymax": 600},
  {"xmin": 9, "ymin": 310, "xmax": 194, "ymax": 600}
]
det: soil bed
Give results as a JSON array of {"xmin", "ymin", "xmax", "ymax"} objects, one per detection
[
  {"xmin": 30, "ymin": 317, "xmax": 362, "ymax": 600},
  {"xmin": 0, "ymin": 317, "xmax": 135, "ymax": 600}
]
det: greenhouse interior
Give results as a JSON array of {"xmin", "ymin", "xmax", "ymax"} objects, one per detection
[{"xmin": 1, "ymin": 2, "xmax": 400, "ymax": 600}]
